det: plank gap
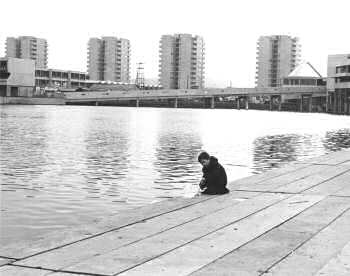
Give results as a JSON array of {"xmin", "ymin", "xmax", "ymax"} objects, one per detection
[
  {"xmin": 8, "ymin": 263, "xmax": 109, "ymax": 276},
  {"xmin": 300, "ymin": 167, "xmax": 350, "ymax": 194},
  {"xmin": 234, "ymin": 189, "xmax": 298, "ymax": 195},
  {"xmin": 188, "ymin": 196, "xmax": 328, "ymax": 276},
  {"xmin": 259, "ymin": 206, "xmax": 350, "ymax": 275},
  {"xmin": 112, "ymin": 195, "xmax": 318, "ymax": 276},
  {"xmin": 15, "ymin": 195, "xmax": 219, "ymax": 261}
]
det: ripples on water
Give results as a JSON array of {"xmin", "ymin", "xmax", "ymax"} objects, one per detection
[
  {"xmin": 1, "ymin": 105, "xmax": 350, "ymax": 246},
  {"xmin": 253, "ymin": 130, "xmax": 350, "ymax": 171}
]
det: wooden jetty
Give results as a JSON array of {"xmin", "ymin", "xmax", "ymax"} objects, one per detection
[{"xmin": 1, "ymin": 149, "xmax": 350, "ymax": 275}]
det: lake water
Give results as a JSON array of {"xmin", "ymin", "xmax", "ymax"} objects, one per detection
[{"xmin": 1, "ymin": 105, "xmax": 350, "ymax": 246}]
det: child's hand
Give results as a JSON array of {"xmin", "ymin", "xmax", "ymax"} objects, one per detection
[{"xmin": 199, "ymin": 177, "xmax": 206, "ymax": 189}]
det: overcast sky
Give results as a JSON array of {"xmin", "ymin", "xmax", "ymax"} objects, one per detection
[{"xmin": 1, "ymin": 0, "xmax": 349, "ymax": 87}]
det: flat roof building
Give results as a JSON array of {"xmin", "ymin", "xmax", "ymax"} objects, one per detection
[
  {"xmin": 88, "ymin": 37, "xmax": 130, "ymax": 83},
  {"xmin": 6, "ymin": 36, "xmax": 48, "ymax": 69},
  {"xmin": 0, "ymin": 57, "xmax": 35, "ymax": 97},
  {"xmin": 326, "ymin": 54, "xmax": 350, "ymax": 92},
  {"xmin": 35, "ymin": 68, "xmax": 89, "ymax": 89},
  {"xmin": 327, "ymin": 54, "xmax": 350, "ymax": 114},
  {"xmin": 0, "ymin": 57, "xmax": 91, "ymax": 97},
  {"xmin": 256, "ymin": 35, "xmax": 301, "ymax": 88},
  {"xmin": 159, "ymin": 34, "xmax": 205, "ymax": 89}
]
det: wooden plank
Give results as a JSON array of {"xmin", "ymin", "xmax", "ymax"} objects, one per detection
[
  {"xmin": 234, "ymin": 165, "xmax": 327, "ymax": 192},
  {"xmin": 295, "ymin": 150, "xmax": 350, "ymax": 166},
  {"xmin": 192, "ymin": 231, "xmax": 309, "ymax": 276},
  {"xmin": 228, "ymin": 162, "xmax": 311, "ymax": 188},
  {"xmin": 50, "ymin": 273, "xmax": 94, "ymax": 276},
  {"xmin": 50, "ymin": 273, "xmax": 91, "ymax": 276},
  {"xmin": 304, "ymin": 170, "xmax": 350, "ymax": 195},
  {"xmin": 57, "ymin": 193, "xmax": 293, "ymax": 275},
  {"xmin": 315, "ymin": 241, "xmax": 350, "ymax": 276},
  {"xmin": 332, "ymin": 182, "xmax": 350, "ymax": 197},
  {"xmin": 189, "ymin": 196, "xmax": 350, "ymax": 276},
  {"xmin": 321, "ymin": 150, "xmax": 350, "ymax": 165},
  {"xmin": 275, "ymin": 166, "xmax": 350, "ymax": 194},
  {"xmin": 15, "ymin": 191, "xmax": 260, "ymax": 270},
  {"xmin": 341, "ymin": 160, "xmax": 350, "ymax": 167},
  {"xmin": 1, "ymin": 194, "xmax": 219, "ymax": 259},
  {"xmin": 0, "ymin": 257, "xmax": 16, "ymax": 266},
  {"xmin": 0, "ymin": 266, "xmax": 88, "ymax": 276},
  {"xmin": 63, "ymin": 194, "xmax": 322, "ymax": 276},
  {"xmin": 115, "ymin": 195, "xmax": 323, "ymax": 276},
  {"xmin": 0, "ymin": 265, "xmax": 50, "ymax": 276},
  {"xmin": 263, "ymin": 209, "xmax": 350, "ymax": 275}
]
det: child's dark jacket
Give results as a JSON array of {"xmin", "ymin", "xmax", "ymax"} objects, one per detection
[{"xmin": 201, "ymin": 156, "xmax": 229, "ymax": 195}]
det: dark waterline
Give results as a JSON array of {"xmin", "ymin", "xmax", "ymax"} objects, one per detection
[{"xmin": 1, "ymin": 105, "xmax": 350, "ymax": 246}]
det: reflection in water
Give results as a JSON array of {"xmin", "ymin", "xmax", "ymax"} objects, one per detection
[
  {"xmin": 252, "ymin": 134, "xmax": 299, "ymax": 173},
  {"xmin": 83, "ymin": 118, "xmax": 130, "ymax": 202},
  {"xmin": 1, "ymin": 106, "xmax": 350, "ymax": 246},
  {"xmin": 323, "ymin": 129, "xmax": 350, "ymax": 152},
  {"xmin": 253, "ymin": 129, "xmax": 350, "ymax": 173},
  {"xmin": 154, "ymin": 133, "xmax": 203, "ymax": 197},
  {"xmin": 118, "ymin": 108, "xmax": 161, "ymax": 205},
  {"xmin": 0, "ymin": 107, "xmax": 49, "ymax": 187},
  {"xmin": 153, "ymin": 110, "xmax": 203, "ymax": 198}
]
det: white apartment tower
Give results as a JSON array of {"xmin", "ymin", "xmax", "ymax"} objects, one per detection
[
  {"xmin": 159, "ymin": 34, "xmax": 205, "ymax": 89},
  {"xmin": 6, "ymin": 36, "xmax": 48, "ymax": 68},
  {"xmin": 88, "ymin": 37, "xmax": 130, "ymax": 82},
  {"xmin": 256, "ymin": 35, "xmax": 301, "ymax": 87}
]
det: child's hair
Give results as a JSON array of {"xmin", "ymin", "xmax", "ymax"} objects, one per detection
[{"xmin": 198, "ymin": 151, "xmax": 210, "ymax": 162}]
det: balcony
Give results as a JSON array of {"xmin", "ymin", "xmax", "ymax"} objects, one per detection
[
  {"xmin": 334, "ymin": 82, "xmax": 350, "ymax": 89},
  {"xmin": 336, "ymin": 65, "xmax": 350, "ymax": 74},
  {"xmin": 0, "ymin": 72, "xmax": 10, "ymax": 79}
]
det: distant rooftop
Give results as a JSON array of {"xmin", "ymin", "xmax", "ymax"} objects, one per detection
[{"xmin": 288, "ymin": 61, "xmax": 322, "ymax": 78}]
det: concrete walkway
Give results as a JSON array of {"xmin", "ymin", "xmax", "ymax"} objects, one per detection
[{"xmin": 1, "ymin": 149, "xmax": 350, "ymax": 275}]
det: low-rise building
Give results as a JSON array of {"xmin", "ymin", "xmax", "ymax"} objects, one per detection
[
  {"xmin": 0, "ymin": 57, "xmax": 35, "ymax": 97},
  {"xmin": 327, "ymin": 54, "xmax": 350, "ymax": 114},
  {"xmin": 35, "ymin": 68, "xmax": 89, "ymax": 89},
  {"xmin": 282, "ymin": 61, "xmax": 325, "ymax": 87},
  {"xmin": 279, "ymin": 61, "xmax": 327, "ymax": 112},
  {"xmin": 0, "ymin": 57, "xmax": 91, "ymax": 97}
]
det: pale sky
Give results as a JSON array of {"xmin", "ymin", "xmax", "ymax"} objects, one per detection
[{"xmin": 1, "ymin": 0, "xmax": 349, "ymax": 87}]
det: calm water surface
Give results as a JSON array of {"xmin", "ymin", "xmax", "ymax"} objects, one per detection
[{"xmin": 1, "ymin": 105, "xmax": 350, "ymax": 246}]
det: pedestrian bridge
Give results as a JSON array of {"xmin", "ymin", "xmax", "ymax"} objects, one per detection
[
  {"xmin": 63, "ymin": 86, "xmax": 327, "ymax": 112},
  {"xmin": 64, "ymin": 86, "xmax": 326, "ymax": 103}
]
